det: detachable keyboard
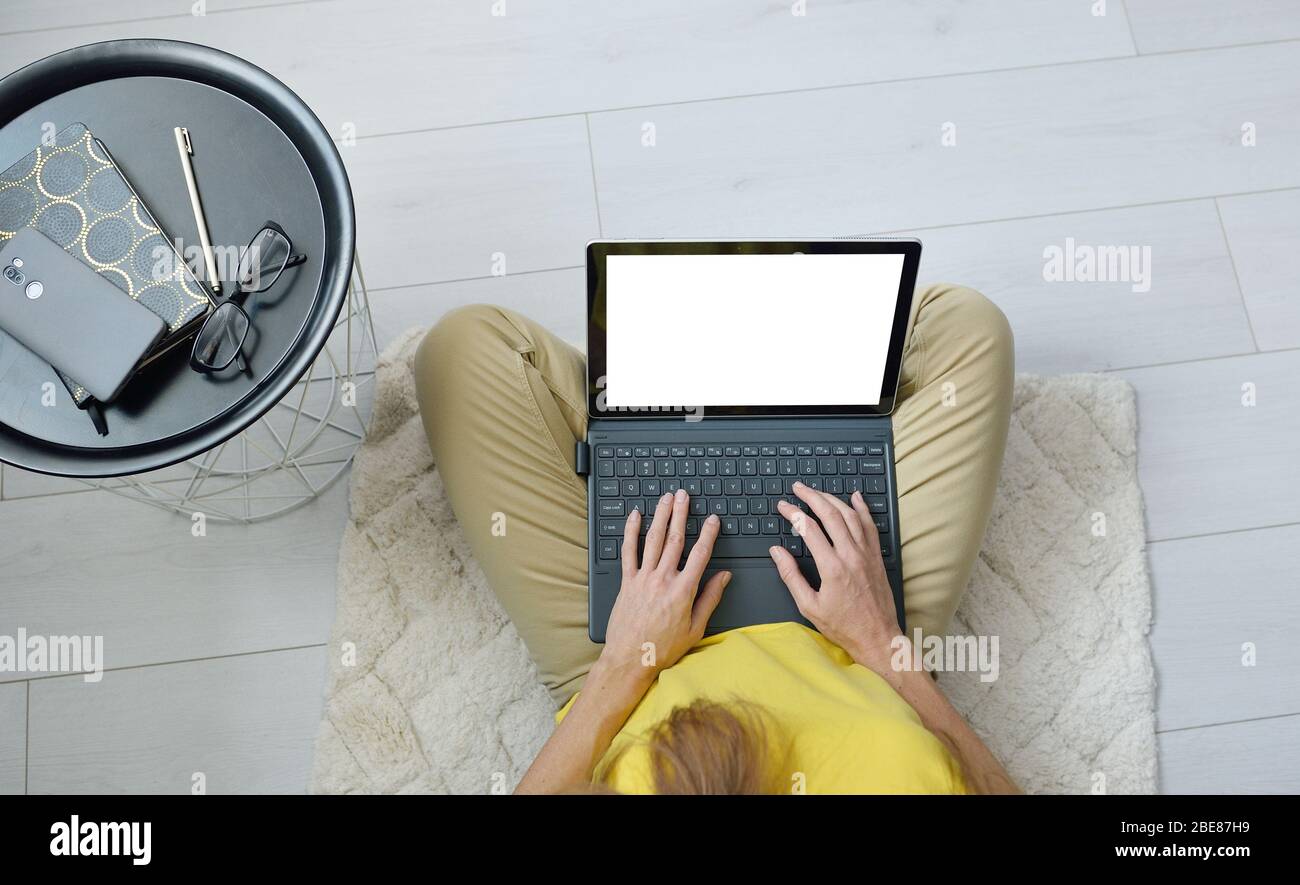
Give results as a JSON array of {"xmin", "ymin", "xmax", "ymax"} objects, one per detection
[
  {"xmin": 583, "ymin": 423, "xmax": 904, "ymax": 642},
  {"xmin": 592, "ymin": 441, "xmax": 896, "ymax": 565}
]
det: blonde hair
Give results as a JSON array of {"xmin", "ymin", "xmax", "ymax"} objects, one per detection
[{"xmin": 599, "ymin": 699, "xmax": 790, "ymax": 794}]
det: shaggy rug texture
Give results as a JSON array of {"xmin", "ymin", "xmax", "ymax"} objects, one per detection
[{"xmin": 310, "ymin": 328, "xmax": 1157, "ymax": 795}]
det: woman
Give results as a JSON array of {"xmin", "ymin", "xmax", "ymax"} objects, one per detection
[{"xmin": 414, "ymin": 283, "xmax": 1017, "ymax": 794}]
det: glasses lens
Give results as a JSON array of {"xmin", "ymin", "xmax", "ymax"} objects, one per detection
[
  {"xmin": 194, "ymin": 303, "xmax": 250, "ymax": 369},
  {"xmin": 237, "ymin": 228, "xmax": 291, "ymax": 293}
]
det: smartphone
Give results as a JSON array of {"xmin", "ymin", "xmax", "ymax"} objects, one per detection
[{"xmin": 0, "ymin": 227, "xmax": 167, "ymax": 403}]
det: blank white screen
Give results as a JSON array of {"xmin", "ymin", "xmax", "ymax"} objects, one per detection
[{"xmin": 604, "ymin": 252, "xmax": 904, "ymax": 407}]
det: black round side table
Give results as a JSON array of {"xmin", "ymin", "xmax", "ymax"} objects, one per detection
[{"xmin": 0, "ymin": 39, "xmax": 356, "ymax": 483}]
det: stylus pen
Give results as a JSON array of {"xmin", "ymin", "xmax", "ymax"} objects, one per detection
[{"xmin": 173, "ymin": 126, "xmax": 221, "ymax": 294}]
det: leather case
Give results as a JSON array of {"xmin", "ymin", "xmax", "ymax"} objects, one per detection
[{"xmin": 0, "ymin": 122, "xmax": 212, "ymax": 404}]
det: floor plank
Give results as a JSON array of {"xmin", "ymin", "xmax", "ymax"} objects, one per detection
[
  {"xmin": 0, "ymin": 0, "xmax": 323, "ymax": 36},
  {"xmin": 1148, "ymin": 524, "xmax": 1300, "ymax": 731},
  {"xmin": 901, "ymin": 201, "xmax": 1254, "ymax": 374},
  {"xmin": 27, "ymin": 647, "xmax": 326, "ymax": 794},
  {"xmin": 342, "ymin": 117, "xmax": 598, "ymax": 291},
  {"xmin": 1217, "ymin": 189, "xmax": 1300, "ymax": 351},
  {"xmin": 0, "ymin": 682, "xmax": 25, "ymax": 794},
  {"xmin": 1159, "ymin": 714, "xmax": 1300, "ymax": 793},
  {"xmin": 0, "ymin": 0, "xmax": 1135, "ymax": 135},
  {"xmin": 589, "ymin": 42, "xmax": 1300, "ymax": 237},
  {"xmin": 0, "ymin": 483, "xmax": 347, "ymax": 684},
  {"xmin": 1117, "ymin": 349, "xmax": 1300, "ymax": 540},
  {"xmin": 1125, "ymin": 0, "xmax": 1300, "ymax": 54},
  {"xmin": 369, "ymin": 268, "xmax": 586, "ymax": 354}
]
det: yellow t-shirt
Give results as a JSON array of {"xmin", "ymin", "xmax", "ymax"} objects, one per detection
[{"xmin": 557, "ymin": 622, "xmax": 967, "ymax": 794}]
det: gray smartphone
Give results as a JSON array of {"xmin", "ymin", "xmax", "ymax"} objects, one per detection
[{"xmin": 0, "ymin": 227, "xmax": 167, "ymax": 403}]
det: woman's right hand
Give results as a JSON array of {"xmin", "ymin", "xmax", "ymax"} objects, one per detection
[{"xmin": 768, "ymin": 482, "xmax": 902, "ymax": 674}]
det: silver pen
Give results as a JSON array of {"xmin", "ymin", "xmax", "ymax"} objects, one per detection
[{"xmin": 173, "ymin": 126, "xmax": 221, "ymax": 294}]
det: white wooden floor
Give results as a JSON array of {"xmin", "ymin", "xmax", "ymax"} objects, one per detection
[{"xmin": 2, "ymin": 0, "xmax": 1298, "ymax": 794}]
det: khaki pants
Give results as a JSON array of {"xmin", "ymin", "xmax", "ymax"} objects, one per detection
[{"xmin": 414, "ymin": 284, "xmax": 1014, "ymax": 705}]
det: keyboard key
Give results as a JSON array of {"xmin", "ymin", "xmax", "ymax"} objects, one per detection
[
  {"xmin": 860, "ymin": 459, "xmax": 885, "ymax": 474},
  {"xmin": 706, "ymin": 446, "xmax": 723, "ymax": 457},
  {"xmin": 688, "ymin": 446, "xmax": 705, "ymax": 457},
  {"xmin": 739, "ymin": 459, "xmax": 757, "ymax": 475},
  {"xmin": 690, "ymin": 498, "xmax": 708, "ymax": 516},
  {"xmin": 783, "ymin": 537, "xmax": 804, "ymax": 557},
  {"xmin": 641, "ymin": 479, "xmax": 660, "ymax": 496},
  {"xmin": 759, "ymin": 459, "xmax": 777, "ymax": 476},
  {"xmin": 598, "ymin": 539, "xmax": 618, "ymax": 560},
  {"xmin": 742, "ymin": 446, "xmax": 759, "ymax": 457},
  {"xmin": 799, "ymin": 459, "xmax": 817, "ymax": 475},
  {"xmin": 850, "ymin": 445, "xmax": 867, "ymax": 456},
  {"xmin": 779, "ymin": 445, "xmax": 795, "ymax": 456},
  {"xmin": 749, "ymin": 498, "xmax": 768, "ymax": 515},
  {"xmin": 598, "ymin": 479, "xmax": 619, "ymax": 497},
  {"xmin": 724, "ymin": 446, "xmax": 741, "ymax": 457},
  {"xmin": 873, "ymin": 515, "xmax": 888, "ymax": 533},
  {"xmin": 741, "ymin": 517, "xmax": 759, "ymax": 535},
  {"xmin": 699, "ymin": 459, "xmax": 717, "ymax": 476},
  {"xmin": 866, "ymin": 496, "xmax": 888, "ymax": 513},
  {"xmin": 845, "ymin": 477, "xmax": 863, "ymax": 495},
  {"xmin": 868, "ymin": 444, "xmax": 884, "ymax": 456},
  {"xmin": 621, "ymin": 479, "xmax": 640, "ymax": 496},
  {"xmin": 664, "ymin": 479, "xmax": 680, "ymax": 493},
  {"xmin": 597, "ymin": 461, "xmax": 614, "ymax": 477},
  {"xmin": 657, "ymin": 460, "xmax": 676, "ymax": 476},
  {"xmin": 637, "ymin": 459, "xmax": 655, "ymax": 476},
  {"xmin": 814, "ymin": 445, "xmax": 830, "ymax": 456},
  {"xmin": 760, "ymin": 445, "xmax": 777, "ymax": 456},
  {"xmin": 724, "ymin": 478, "xmax": 743, "ymax": 496},
  {"xmin": 670, "ymin": 446, "xmax": 686, "ymax": 457},
  {"xmin": 832, "ymin": 444, "xmax": 848, "ymax": 456},
  {"xmin": 819, "ymin": 457, "xmax": 837, "ymax": 474},
  {"xmin": 796, "ymin": 445, "xmax": 812, "ymax": 456},
  {"xmin": 615, "ymin": 447, "xmax": 633, "ymax": 458},
  {"xmin": 764, "ymin": 478, "xmax": 782, "ymax": 495},
  {"xmin": 598, "ymin": 519, "xmax": 622, "ymax": 536},
  {"xmin": 599, "ymin": 500, "xmax": 625, "ymax": 516},
  {"xmin": 839, "ymin": 458, "xmax": 857, "ymax": 475},
  {"xmin": 779, "ymin": 458, "xmax": 797, "ymax": 475},
  {"xmin": 596, "ymin": 446, "xmax": 613, "ymax": 458},
  {"xmin": 866, "ymin": 476, "xmax": 887, "ymax": 494},
  {"xmin": 677, "ymin": 459, "xmax": 696, "ymax": 476},
  {"xmin": 826, "ymin": 477, "xmax": 843, "ymax": 494},
  {"xmin": 729, "ymin": 499, "xmax": 748, "ymax": 515},
  {"xmin": 721, "ymin": 517, "xmax": 739, "ymax": 535},
  {"xmin": 744, "ymin": 478, "xmax": 763, "ymax": 496},
  {"xmin": 634, "ymin": 447, "xmax": 650, "ymax": 458},
  {"xmin": 684, "ymin": 478, "xmax": 702, "ymax": 496},
  {"xmin": 762, "ymin": 516, "xmax": 781, "ymax": 535},
  {"xmin": 719, "ymin": 459, "xmax": 737, "ymax": 476},
  {"xmin": 710, "ymin": 499, "xmax": 728, "ymax": 516},
  {"xmin": 628, "ymin": 499, "xmax": 648, "ymax": 515}
]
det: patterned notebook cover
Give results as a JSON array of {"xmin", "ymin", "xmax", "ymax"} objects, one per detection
[{"xmin": 0, "ymin": 122, "xmax": 212, "ymax": 404}]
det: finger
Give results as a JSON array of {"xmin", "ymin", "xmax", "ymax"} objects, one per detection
[
  {"xmin": 690, "ymin": 570, "xmax": 732, "ymax": 635},
  {"xmin": 822, "ymin": 489, "xmax": 866, "ymax": 548},
  {"xmin": 769, "ymin": 544, "xmax": 816, "ymax": 613},
  {"xmin": 657, "ymin": 489, "xmax": 690, "ymax": 573},
  {"xmin": 681, "ymin": 513, "xmax": 721, "ymax": 584},
  {"xmin": 793, "ymin": 481, "xmax": 856, "ymax": 550},
  {"xmin": 621, "ymin": 507, "xmax": 641, "ymax": 578},
  {"xmin": 640, "ymin": 492, "xmax": 674, "ymax": 571},
  {"xmin": 777, "ymin": 498, "xmax": 833, "ymax": 562},
  {"xmin": 850, "ymin": 490, "xmax": 882, "ymax": 546}
]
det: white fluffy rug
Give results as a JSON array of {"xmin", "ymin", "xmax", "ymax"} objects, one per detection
[{"xmin": 309, "ymin": 328, "xmax": 1157, "ymax": 795}]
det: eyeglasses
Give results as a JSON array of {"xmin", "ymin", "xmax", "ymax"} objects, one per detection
[{"xmin": 190, "ymin": 221, "xmax": 306, "ymax": 373}]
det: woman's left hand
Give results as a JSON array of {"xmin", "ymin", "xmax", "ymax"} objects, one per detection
[{"xmin": 599, "ymin": 490, "xmax": 732, "ymax": 686}]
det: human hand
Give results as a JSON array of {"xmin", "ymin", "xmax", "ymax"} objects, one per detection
[
  {"xmin": 599, "ymin": 490, "xmax": 732, "ymax": 687},
  {"xmin": 769, "ymin": 482, "xmax": 901, "ymax": 673}
]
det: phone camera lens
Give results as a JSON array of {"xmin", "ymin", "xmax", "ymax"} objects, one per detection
[{"xmin": 3, "ymin": 266, "xmax": 24, "ymax": 285}]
